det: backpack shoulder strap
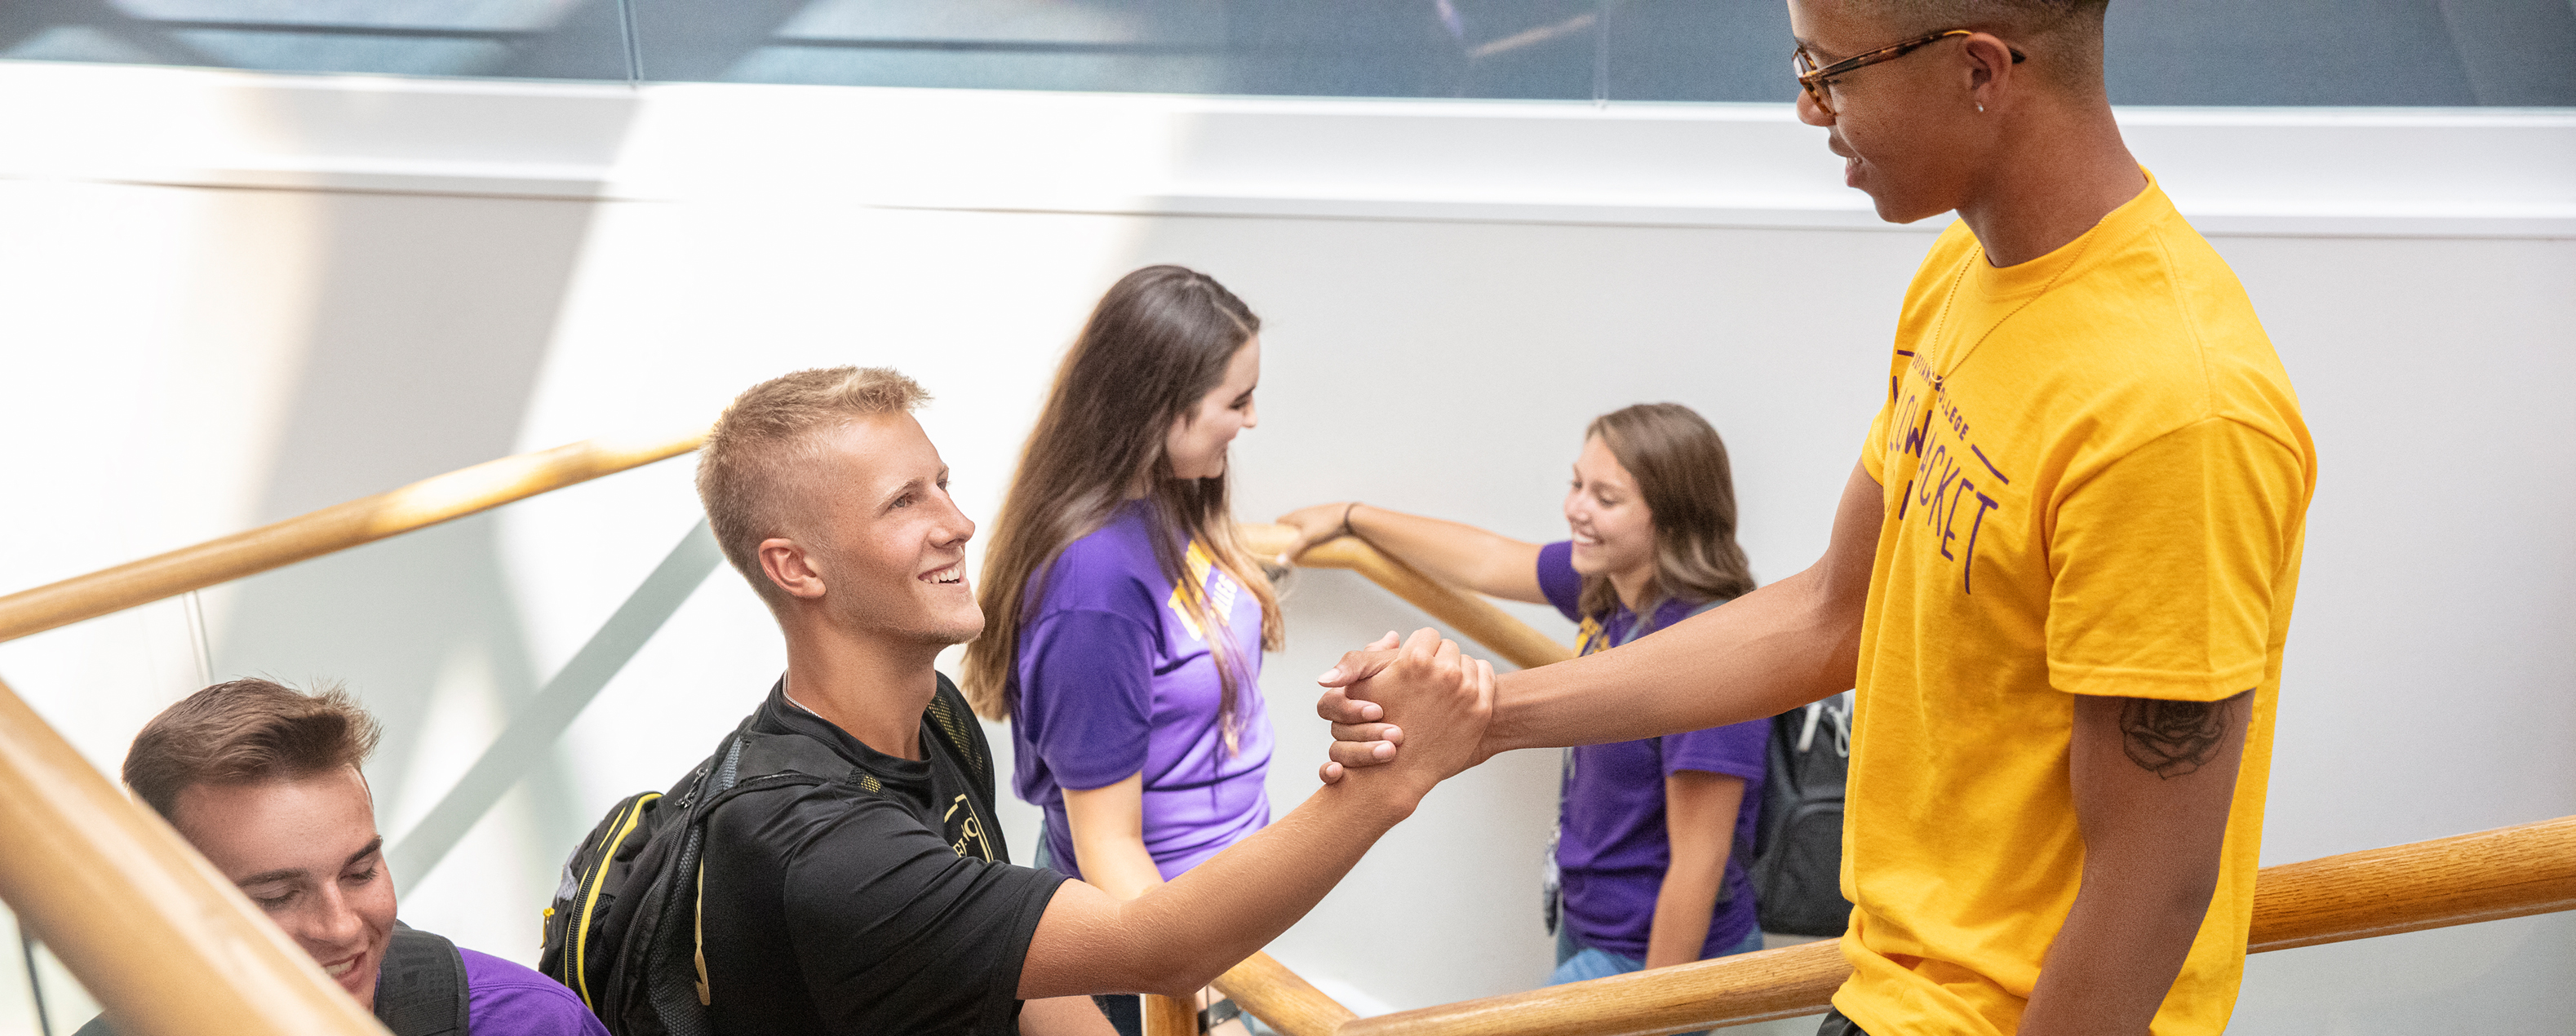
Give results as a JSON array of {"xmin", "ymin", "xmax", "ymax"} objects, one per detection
[
  {"xmin": 721, "ymin": 727, "xmax": 857, "ymax": 793},
  {"xmin": 374, "ymin": 924, "xmax": 470, "ymax": 1036},
  {"xmin": 924, "ymin": 673, "xmax": 991, "ymax": 795}
]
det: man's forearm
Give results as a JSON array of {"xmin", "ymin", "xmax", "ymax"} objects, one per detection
[
  {"xmin": 1021, "ymin": 772, "xmax": 1421, "ymax": 998},
  {"xmin": 2018, "ymin": 858, "xmax": 2221, "ymax": 1035},
  {"xmin": 1486, "ymin": 566, "xmax": 1859, "ymax": 755}
]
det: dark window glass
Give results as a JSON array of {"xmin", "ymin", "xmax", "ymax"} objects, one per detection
[
  {"xmin": 3, "ymin": 0, "xmax": 2570, "ymax": 106},
  {"xmin": 0, "ymin": 0, "xmax": 632, "ymax": 81}
]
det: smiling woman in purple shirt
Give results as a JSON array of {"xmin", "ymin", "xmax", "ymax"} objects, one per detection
[
  {"xmin": 962, "ymin": 265, "xmax": 1286, "ymax": 1036},
  {"xmin": 1277, "ymin": 403, "xmax": 1769, "ymax": 991}
]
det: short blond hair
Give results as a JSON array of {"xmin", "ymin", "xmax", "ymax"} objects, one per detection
[{"xmin": 696, "ymin": 367, "xmax": 930, "ymax": 606}]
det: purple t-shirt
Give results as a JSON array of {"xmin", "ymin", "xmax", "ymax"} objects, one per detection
[
  {"xmin": 1538, "ymin": 541, "xmax": 1767, "ymax": 960},
  {"xmin": 1009, "ymin": 500, "xmax": 1272, "ymax": 881},
  {"xmin": 459, "ymin": 948, "xmax": 611, "ymax": 1036}
]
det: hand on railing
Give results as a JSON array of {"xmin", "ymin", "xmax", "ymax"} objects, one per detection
[
  {"xmin": 1237, "ymin": 524, "xmax": 1574, "ymax": 675},
  {"xmin": 1269, "ymin": 501, "xmax": 1365, "ymax": 567}
]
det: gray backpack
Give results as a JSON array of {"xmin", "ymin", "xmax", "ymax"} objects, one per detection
[{"xmin": 1749, "ymin": 691, "xmax": 1854, "ymax": 937}]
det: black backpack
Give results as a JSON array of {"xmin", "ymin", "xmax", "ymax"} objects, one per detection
[
  {"xmin": 1749, "ymin": 690, "xmax": 1855, "ymax": 937},
  {"xmin": 539, "ymin": 681, "xmax": 985, "ymax": 1035}
]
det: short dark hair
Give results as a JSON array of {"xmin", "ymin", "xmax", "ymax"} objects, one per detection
[
  {"xmin": 1849, "ymin": 0, "xmax": 2110, "ymax": 88},
  {"xmin": 122, "ymin": 679, "xmax": 382, "ymax": 821}
]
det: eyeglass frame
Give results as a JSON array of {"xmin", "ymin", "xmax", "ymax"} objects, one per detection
[{"xmin": 1792, "ymin": 29, "xmax": 2026, "ymax": 116}]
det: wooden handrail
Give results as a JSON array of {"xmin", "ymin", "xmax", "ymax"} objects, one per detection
[
  {"xmin": 1298, "ymin": 815, "xmax": 2576, "ymax": 1036},
  {"xmin": 1214, "ymin": 951, "xmax": 1359, "ymax": 1036},
  {"xmin": 0, "ymin": 427, "xmax": 707, "ymax": 644},
  {"xmin": 1344, "ymin": 941, "xmax": 1842, "ymax": 1036},
  {"xmin": 1236, "ymin": 525, "xmax": 1575, "ymax": 671},
  {"xmin": 2244, "ymin": 812, "xmax": 2576, "ymax": 951},
  {"xmin": 0, "ymin": 675, "xmax": 388, "ymax": 1036}
]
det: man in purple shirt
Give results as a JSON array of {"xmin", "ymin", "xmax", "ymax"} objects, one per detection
[{"xmin": 82, "ymin": 678, "xmax": 608, "ymax": 1036}]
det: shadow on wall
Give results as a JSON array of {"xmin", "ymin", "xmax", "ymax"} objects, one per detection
[{"xmin": 206, "ymin": 108, "xmax": 633, "ymax": 928}]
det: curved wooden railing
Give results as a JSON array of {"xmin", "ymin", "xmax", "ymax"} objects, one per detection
[
  {"xmin": 0, "ymin": 427, "xmax": 704, "ymax": 1036},
  {"xmin": 1222, "ymin": 523, "xmax": 2576, "ymax": 1036},
  {"xmin": 0, "ymin": 427, "xmax": 707, "ymax": 643}
]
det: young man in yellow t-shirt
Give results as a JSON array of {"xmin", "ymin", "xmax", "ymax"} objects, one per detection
[{"xmin": 1306, "ymin": 2, "xmax": 2316, "ymax": 1034}]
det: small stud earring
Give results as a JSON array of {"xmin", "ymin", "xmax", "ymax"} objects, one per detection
[{"xmin": 1975, "ymin": 102, "xmax": 1985, "ymax": 113}]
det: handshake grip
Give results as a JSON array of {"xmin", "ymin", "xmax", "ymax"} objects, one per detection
[{"xmin": 1310, "ymin": 628, "xmax": 1495, "ymax": 789}]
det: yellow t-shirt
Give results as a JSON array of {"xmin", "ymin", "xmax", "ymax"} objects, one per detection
[{"xmin": 1839, "ymin": 172, "xmax": 2316, "ymax": 1036}]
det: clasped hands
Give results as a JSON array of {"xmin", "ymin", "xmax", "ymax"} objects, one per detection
[{"xmin": 1310, "ymin": 629, "xmax": 1494, "ymax": 789}]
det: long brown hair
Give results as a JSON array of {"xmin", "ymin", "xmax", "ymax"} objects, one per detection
[
  {"xmin": 963, "ymin": 266, "xmax": 1285, "ymax": 750},
  {"xmin": 1577, "ymin": 403, "xmax": 1758, "ymax": 627}
]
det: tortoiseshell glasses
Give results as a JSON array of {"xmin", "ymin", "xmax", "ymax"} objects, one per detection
[{"xmin": 1793, "ymin": 29, "xmax": 2024, "ymax": 117}]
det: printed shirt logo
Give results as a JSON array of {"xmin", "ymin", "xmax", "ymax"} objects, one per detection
[
  {"xmin": 1164, "ymin": 541, "xmax": 1239, "ymax": 642},
  {"xmin": 1885, "ymin": 350, "xmax": 2012, "ymax": 595},
  {"xmin": 943, "ymin": 794, "xmax": 995, "ymax": 861}
]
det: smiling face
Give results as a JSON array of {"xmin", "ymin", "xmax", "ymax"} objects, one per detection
[
  {"xmin": 1789, "ymin": 0, "xmax": 1988, "ymax": 224},
  {"xmin": 1562, "ymin": 434, "xmax": 1659, "ymax": 595},
  {"xmin": 1163, "ymin": 335, "xmax": 1261, "ymax": 481},
  {"xmin": 786, "ymin": 412, "xmax": 985, "ymax": 647},
  {"xmin": 171, "ymin": 767, "xmax": 394, "ymax": 1010}
]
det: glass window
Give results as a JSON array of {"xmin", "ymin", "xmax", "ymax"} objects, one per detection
[{"xmin": 4, "ymin": 0, "xmax": 2571, "ymax": 106}]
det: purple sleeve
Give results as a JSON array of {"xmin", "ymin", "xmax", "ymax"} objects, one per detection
[
  {"xmin": 1662, "ymin": 718, "xmax": 1769, "ymax": 784},
  {"xmin": 458, "ymin": 949, "xmax": 613, "ymax": 1036},
  {"xmin": 1018, "ymin": 608, "xmax": 1156, "ymax": 791},
  {"xmin": 1535, "ymin": 541, "xmax": 1582, "ymax": 622}
]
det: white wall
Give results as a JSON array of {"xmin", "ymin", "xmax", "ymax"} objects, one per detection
[{"xmin": 0, "ymin": 61, "xmax": 2568, "ymax": 1034}]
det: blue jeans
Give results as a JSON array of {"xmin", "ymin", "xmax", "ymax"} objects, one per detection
[
  {"xmin": 1551, "ymin": 923, "xmax": 1767, "ymax": 980},
  {"xmin": 1549, "ymin": 924, "xmax": 1766, "ymax": 1036}
]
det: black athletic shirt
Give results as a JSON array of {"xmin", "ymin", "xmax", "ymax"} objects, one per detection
[{"xmin": 698, "ymin": 678, "xmax": 1067, "ymax": 1036}]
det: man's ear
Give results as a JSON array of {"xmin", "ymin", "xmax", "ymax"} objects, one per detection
[
  {"xmin": 759, "ymin": 537, "xmax": 827, "ymax": 600},
  {"xmin": 1962, "ymin": 32, "xmax": 2017, "ymax": 109}
]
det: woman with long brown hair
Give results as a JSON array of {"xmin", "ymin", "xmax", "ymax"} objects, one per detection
[
  {"xmin": 1276, "ymin": 403, "xmax": 1769, "ymax": 994},
  {"xmin": 962, "ymin": 264, "xmax": 1285, "ymax": 1035}
]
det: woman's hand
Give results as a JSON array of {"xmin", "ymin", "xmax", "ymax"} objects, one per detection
[{"xmin": 1271, "ymin": 502, "xmax": 1359, "ymax": 565}]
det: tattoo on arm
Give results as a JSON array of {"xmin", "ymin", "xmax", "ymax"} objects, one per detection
[{"xmin": 2117, "ymin": 692, "xmax": 2249, "ymax": 779}]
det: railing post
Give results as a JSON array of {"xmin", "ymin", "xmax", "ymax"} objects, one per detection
[{"xmin": 1142, "ymin": 992, "xmax": 1200, "ymax": 1036}]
